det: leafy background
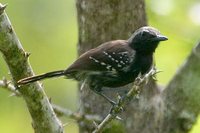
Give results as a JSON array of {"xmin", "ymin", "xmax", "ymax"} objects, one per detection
[{"xmin": 0, "ymin": 0, "xmax": 200, "ymax": 132}]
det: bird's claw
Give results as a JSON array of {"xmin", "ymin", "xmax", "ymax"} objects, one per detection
[
  {"xmin": 97, "ymin": 91, "xmax": 117, "ymax": 105},
  {"xmin": 135, "ymin": 77, "xmax": 143, "ymax": 86},
  {"xmin": 109, "ymin": 100, "xmax": 117, "ymax": 106},
  {"xmin": 151, "ymin": 68, "xmax": 163, "ymax": 81},
  {"xmin": 116, "ymin": 116, "xmax": 123, "ymax": 121}
]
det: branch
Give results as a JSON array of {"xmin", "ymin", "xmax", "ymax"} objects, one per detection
[
  {"xmin": 0, "ymin": 78, "xmax": 20, "ymax": 96},
  {"xmin": 162, "ymin": 42, "xmax": 200, "ymax": 133},
  {"xmin": 52, "ymin": 104, "xmax": 102, "ymax": 123},
  {"xmin": 93, "ymin": 68, "xmax": 159, "ymax": 133},
  {"xmin": 0, "ymin": 3, "xmax": 63, "ymax": 133}
]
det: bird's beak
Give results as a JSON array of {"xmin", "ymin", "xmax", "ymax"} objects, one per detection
[{"xmin": 155, "ymin": 34, "xmax": 168, "ymax": 41}]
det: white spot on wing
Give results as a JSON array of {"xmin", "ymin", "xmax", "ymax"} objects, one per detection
[
  {"xmin": 89, "ymin": 56, "xmax": 99, "ymax": 63},
  {"xmin": 101, "ymin": 62, "xmax": 106, "ymax": 65},
  {"xmin": 106, "ymin": 65, "xmax": 111, "ymax": 70},
  {"xmin": 111, "ymin": 68, "xmax": 116, "ymax": 72},
  {"xmin": 110, "ymin": 57, "xmax": 116, "ymax": 61},
  {"xmin": 103, "ymin": 51, "xmax": 108, "ymax": 55},
  {"xmin": 120, "ymin": 61, "xmax": 125, "ymax": 65},
  {"xmin": 117, "ymin": 64, "xmax": 122, "ymax": 67},
  {"xmin": 115, "ymin": 60, "xmax": 119, "ymax": 63}
]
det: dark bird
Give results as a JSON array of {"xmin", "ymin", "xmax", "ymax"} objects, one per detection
[{"xmin": 18, "ymin": 26, "xmax": 168, "ymax": 104}]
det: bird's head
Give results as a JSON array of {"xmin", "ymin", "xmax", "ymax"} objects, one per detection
[{"xmin": 128, "ymin": 26, "xmax": 168, "ymax": 53}]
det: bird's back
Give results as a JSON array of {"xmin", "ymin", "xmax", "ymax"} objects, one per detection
[{"xmin": 64, "ymin": 39, "xmax": 153, "ymax": 88}]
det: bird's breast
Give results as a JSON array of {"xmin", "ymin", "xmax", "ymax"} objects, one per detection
[{"xmin": 132, "ymin": 53, "xmax": 153, "ymax": 75}]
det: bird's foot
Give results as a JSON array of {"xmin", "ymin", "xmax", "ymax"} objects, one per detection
[
  {"xmin": 92, "ymin": 89, "xmax": 117, "ymax": 105},
  {"xmin": 99, "ymin": 92, "xmax": 117, "ymax": 105},
  {"xmin": 135, "ymin": 68, "xmax": 163, "ymax": 85},
  {"xmin": 109, "ymin": 100, "xmax": 117, "ymax": 106},
  {"xmin": 135, "ymin": 77, "xmax": 143, "ymax": 86},
  {"xmin": 152, "ymin": 68, "xmax": 163, "ymax": 81}
]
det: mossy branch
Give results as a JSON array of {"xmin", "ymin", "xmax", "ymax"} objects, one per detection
[
  {"xmin": 162, "ymin": 42, "xmax": 200, "ymax": 133},
  {"xmin": 0, "ymin": 3, "xmax": 63, "ymax": 133}
]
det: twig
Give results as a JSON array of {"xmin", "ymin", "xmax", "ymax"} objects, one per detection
[
  {"xmin": 0, "ymin": 3, "xmax": 6, "ymax": 15},
  {"xmin": 52, "ymin": 104, "xmax": 102, "ymax": 123},
  {"xmin": 92, "ymin": 68, "xmax": 158, "ymax": 133},
  {"xmin": 0, "ymin": 78, "xmax": 20, "ymax": 96}
]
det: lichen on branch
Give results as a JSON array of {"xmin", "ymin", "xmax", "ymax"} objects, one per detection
[{"xmin": 0, "ymin": 3, "xmax": 63, "ymax": 133}]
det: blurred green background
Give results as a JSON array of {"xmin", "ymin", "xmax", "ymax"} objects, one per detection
[{"xmin": 0, "ymin": 0, "xmax": 200, "ymax": 133}]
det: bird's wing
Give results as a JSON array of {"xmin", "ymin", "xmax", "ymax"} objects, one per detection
[{"xmin": 65, "ymin": 40, "xmax": 135, "ymax": 74}]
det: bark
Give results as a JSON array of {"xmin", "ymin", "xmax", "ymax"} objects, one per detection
[
  {"xmin": 162, "ymin": 43, "xmax": 200, "ymax": 133},
  {"xmin": 0, "ymin": 4, "xmax": 63, "ymax": 133}
]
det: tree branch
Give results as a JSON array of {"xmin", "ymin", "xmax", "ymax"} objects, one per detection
[
  {"xmin": 162, "ymin": 42, "xmax": 200, "ymax": 133},
  {"xmin": 0, "ymin": 3, "xmax": 63, "ymax": 133},
  {"xmin": 93, "ymin": 68, "xmax": 159, "ymax": 133},
  {"xmin": 0, "ymin": 78, "xmax": 20, "ymax": 96},
  {"xmin": 52, "ymin": 104, "xmax": 102, "ymax": 123}
]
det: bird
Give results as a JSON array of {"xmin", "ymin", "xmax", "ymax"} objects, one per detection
[{"xmin": 18, "ymin": 26, "xmax": 168, "ymax": 105}]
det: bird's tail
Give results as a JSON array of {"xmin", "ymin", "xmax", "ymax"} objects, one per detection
[{"xmin": 18, "ymin": 70, "xmax": 65, "ymax": 85}]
